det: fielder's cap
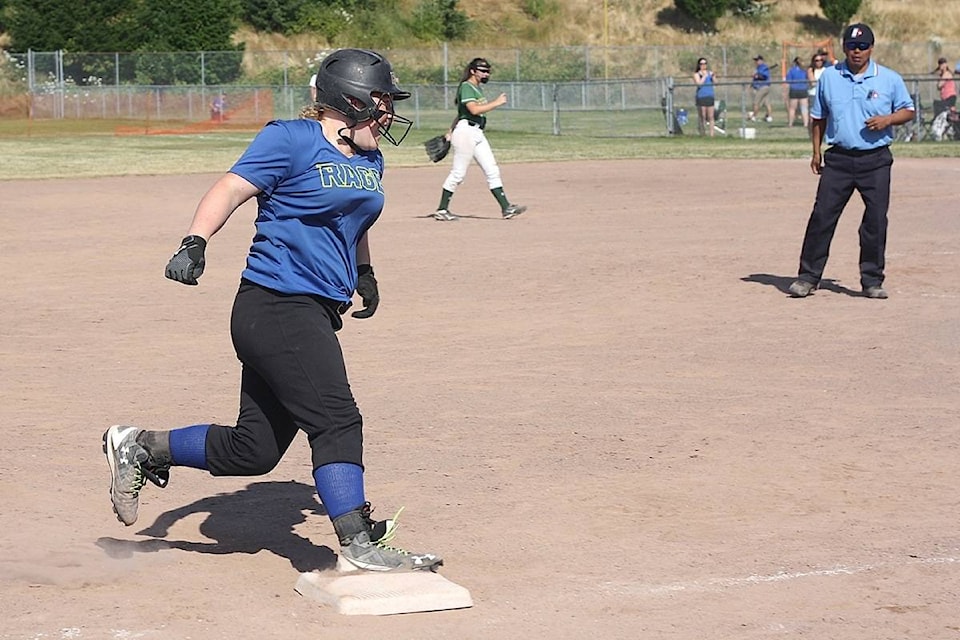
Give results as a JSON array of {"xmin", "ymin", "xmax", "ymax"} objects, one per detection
[
  {"xmin": 842, "ymin": 23, "xmax": 874, "ymax": 46},
  {"xmin": 753, "ymin": 54, "xmax": 764, "ymax": 61}
]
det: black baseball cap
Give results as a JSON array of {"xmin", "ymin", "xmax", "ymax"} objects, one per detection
[
  {"xmin": 843, "ymin": 23, "xmax": 874, "ymax": 46},
  {"xmin": 753, "ymin": 55, "xmax": 764, "ymax": 61}
]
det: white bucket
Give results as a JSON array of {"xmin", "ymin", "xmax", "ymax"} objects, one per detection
[{"xmin": 738, "ymin": 127, "xmax": 756, "ymax": 139}]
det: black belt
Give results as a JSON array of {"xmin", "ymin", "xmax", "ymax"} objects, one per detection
[
  {"xmin": 828, "ymin": 145, "xmax": 888, "ymax": 156},
  {"xmin": 465, "ymin": 120, "xmax": 484, "ymax": 130}
]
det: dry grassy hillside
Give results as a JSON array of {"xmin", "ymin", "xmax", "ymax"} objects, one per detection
[
  {"xmin": 457, "ymin": 0, "xmax": 960, "ymax": 46},
  {"xmin": 241, "ymin": 0, "xmax": 960, "ymax": 58}
]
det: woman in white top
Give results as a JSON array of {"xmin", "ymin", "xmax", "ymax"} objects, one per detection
[{"xmin": 806, "ymin": 53, "xmax": 827, "ymax": 134}]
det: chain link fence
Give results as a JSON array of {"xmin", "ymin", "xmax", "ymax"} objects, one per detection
[{"xmin": 1, "ymin": 45, "xmax": 957, "ymax": 141}]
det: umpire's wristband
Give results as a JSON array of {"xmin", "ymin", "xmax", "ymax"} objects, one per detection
[{"xmin": 357, "ymin": 264, "xmax": 374, "ymax": 276}]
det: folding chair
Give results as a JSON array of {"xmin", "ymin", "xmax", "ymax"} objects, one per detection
[{"xmin": 713, "ymin": 99, "xmax": 727, "ymax": 135}]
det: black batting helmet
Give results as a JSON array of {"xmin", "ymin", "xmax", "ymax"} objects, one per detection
[{"xmin": 314, "ymin": 48, "xmax": 412, "ymax": 145}]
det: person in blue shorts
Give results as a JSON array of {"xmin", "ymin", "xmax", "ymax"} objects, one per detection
[
  {"xmin": 101, "ymin": 48, "xmax": 443, "ymax": 573},
  {"xmin": 788, "ymin": 24, "xmax": 914, "ymax": 300}
]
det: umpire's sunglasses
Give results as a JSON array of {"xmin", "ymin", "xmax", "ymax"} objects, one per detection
[{"xmin": 845, "ymin": 42, "xmax": 871, "ymax": 51}]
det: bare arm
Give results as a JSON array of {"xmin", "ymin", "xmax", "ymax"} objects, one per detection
[
  {"xmin": 810, "ymin": 117, "xmax": 826, "ymax": 174},
  {"xmin": 865, "ymin": 107, "xmax": 915, "ymax": 132},
  {"xmin": 186, "ymin": 172, "xmax": 261, "ymax": 240},
  {"xmin": 466, "ymin": 94, "xmax": 507, "ymax": 115}
]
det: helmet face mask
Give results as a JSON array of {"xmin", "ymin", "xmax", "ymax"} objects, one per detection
[{"xmin": 315, "ymin": 49, "xmax": 412, "ymax": 146}]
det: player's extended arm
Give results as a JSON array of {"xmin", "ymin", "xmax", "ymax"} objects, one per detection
[
  {"xmin": 165, "ymin": 172, "xmax": 260, "ymax": 285},
  {"xmin": 187, "ymin": 172, "xmax": 260, "ymax": 240},
  {"xmin": 466, "ymin": 94, "xmax": 507, "ymax": 115}
]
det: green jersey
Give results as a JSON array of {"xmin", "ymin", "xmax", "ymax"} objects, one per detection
[{"xmin": 456, "ymin": 81, "xmax": 486, "ymax": 129}]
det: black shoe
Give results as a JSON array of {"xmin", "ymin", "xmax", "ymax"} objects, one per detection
[
  {"xmin": 863, "ymin": 285, "xmax": 888, "ymax": 299},
  {"xmin": 502, "ymin": 204, "xmax": 527, "ymax": 219},
  {"xmin": 788, "ymin": 280, "xmax": 816, "ymax": 298}
]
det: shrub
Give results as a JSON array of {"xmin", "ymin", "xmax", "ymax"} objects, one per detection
[
  {"xmin": 408, "ymin": 0, "xmax": 471, "ymax": 42},
  {"xmin": 818, "ymin": 0, "xmax": 862, "ymax": 27},
  {"xmin": 675, "ymin": 0, "xmax": 727, "ymax": 31}
]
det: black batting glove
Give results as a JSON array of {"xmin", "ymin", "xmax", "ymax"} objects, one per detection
[
  {"xmin": 165, "ymin": 235, "xmax": 207, "ymax": 285},
  {"xmin": 351, "ymin": 264, "xmax": 379, "ymax": 319}
]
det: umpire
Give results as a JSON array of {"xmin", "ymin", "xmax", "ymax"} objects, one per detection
[{"xmin": 788, "ymin": 23, "xmax": 914, "ymax": 299}]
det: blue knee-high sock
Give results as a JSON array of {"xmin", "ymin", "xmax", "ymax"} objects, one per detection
[
  {"xmin": 312, "ymin": 463, "xmax": 365, "ymax": 519},
  {"xmin": 168, "ymin": 424, "xmax": 209, "ymax": 470}
]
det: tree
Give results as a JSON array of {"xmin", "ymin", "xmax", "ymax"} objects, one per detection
[
  {"xmin": 4, "ymin": 0, "xmax": 139, "ymax": 52},
  {"xmin": 4, "ymin": 0, "xmax": 244, "ymax": 84},
  {"xmin": 818, "ymin": 0, "xmax": 861, "ymax": 27},
  {"xmin": 674, "ymin": 0, "xmax": 727, "ymax": 31},
  {"xmin": 242, "ymin": 0, "xmax": 305, "ymax": 33},
  {"xmin": 409, "ymin": 0, "xmax": 470, "ymax": 42}
]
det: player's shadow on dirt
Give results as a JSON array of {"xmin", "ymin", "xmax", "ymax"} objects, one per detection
[
  {"xmin": 95, "ymin": 480, "xmax": 336, "ymax": 572},
  {"xmin": 742, "ymin": 273, "xmax": 859, "ymax": 297}
]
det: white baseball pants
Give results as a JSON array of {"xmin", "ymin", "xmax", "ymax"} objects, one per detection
[{"xmin": 442, "ymin": 119, "xmax": 502, "ymax": 193}]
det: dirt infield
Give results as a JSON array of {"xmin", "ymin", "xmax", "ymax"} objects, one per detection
[{"xmin": 1, "ymin": 157, "xmax": 958, "ymax": 639}]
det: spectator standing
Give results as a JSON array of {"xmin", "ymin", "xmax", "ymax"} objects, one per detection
[
  {"xmin": 807, "ymin": 52, "xmax": 827, "ymax": 110},
  {"xmin": 934, "ymin": 57, "xmax": 956, "ymax": 115},
  {"xmin": 749, "ymin": 55, "xmax": 773, "ymax": 122},
  {"xmin": 209, "ymin": 95, "xmax": 226, "ymax": 121},
  {"xmin": 693, "ymin": 57, "xmax": 717, "ymax": 137},
  {"xmin": 786, "ymin": 57, "xmax": 809, "ymax": 128},
  {"xmin": 788, "ymin": 23, "xmax": 914, "ymax": 300}
]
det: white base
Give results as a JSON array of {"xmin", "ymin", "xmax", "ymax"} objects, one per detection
[
  {"xmin": 738, "ymin": 127, "xmax": 757, "ymax": 139},
  {"xmin": 295, "ymin": 565, "xmax": 473, "ymax": 616}
]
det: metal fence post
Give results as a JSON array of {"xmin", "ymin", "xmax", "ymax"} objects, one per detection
[
  {"xmin": 552, "ymin": 83, "xmax": 559, "ymax": 135},
  {"xmin": 665, "ymin": 76, "xmax": 674, "ymax": 135},
  {"xmin": 443, "ymin": 42, "xmax": 449, "ymax": 108}
]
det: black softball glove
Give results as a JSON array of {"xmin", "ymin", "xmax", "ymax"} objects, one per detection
[
  {"xmin": 165, "ymin": 235, "xmax": 206, "ymax": 285},
  {"xmin": 351, "ymin": 264, "xmax": 379, "ymax": 319},
  {"xmin": 424, "ymin": 135, "xmax": 451, "ymax": 163}
]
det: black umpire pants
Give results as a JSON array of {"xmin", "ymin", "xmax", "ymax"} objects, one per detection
[
  {"xmin": 204, "ymin": 280, "xmax": 364, "ymax": 476},
  {"xmin": 797, "ymin": 145, "xmax": 893, "ymax": 289}
]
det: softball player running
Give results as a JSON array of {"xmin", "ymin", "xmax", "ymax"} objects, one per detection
[
  {"xmin": 102, "ymin": 48, "xmax": 441, "ymax": 572},
  {"xmin": 433, "ymin": 57, "xmax": 526, "ymax": 221}
]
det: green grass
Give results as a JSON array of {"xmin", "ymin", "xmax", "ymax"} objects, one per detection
[{"xmin": 2, "ymin": 120, "xmax": 959, "ymax": 181}]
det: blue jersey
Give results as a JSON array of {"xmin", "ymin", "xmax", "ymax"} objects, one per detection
[
  {"xmin": 786, "ymin": 65, "xmax": 808, "ymax": 92},
  {"xmin": 812, "ymin": 60, "xmax": 914, "ymax": 150},
  {"xmin": 696, "ymin": 72, "xmax": 715, "ymax": 99},
  {"xmin": 752, "ymin": 63, "xmax": 771, "ymax": 89},
  {"xmin": 230, "ymin": 119, "xmax": 385, "ymax": 302}
]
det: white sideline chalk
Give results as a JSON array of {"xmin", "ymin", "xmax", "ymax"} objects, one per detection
[{"xmin": 295, "ymin": 564, "xmax": 473, "ymax": 616}]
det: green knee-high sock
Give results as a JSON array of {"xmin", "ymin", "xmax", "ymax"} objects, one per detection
[
  {"xmin": 438, "ymin": 189, "xmax": 453, "ymax": 211},
  {"xmin": 491, "ymin": 187, "xmax": 510, "ymax": 210}
]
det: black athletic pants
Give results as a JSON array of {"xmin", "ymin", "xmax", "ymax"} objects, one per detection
[
  {"xmin": 204, "ymin": 280, "xmax": 363, "ymax": 476},
  {"xmin": 797, "ymin": 145, "xmax": 892, "ymax": 289}
]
